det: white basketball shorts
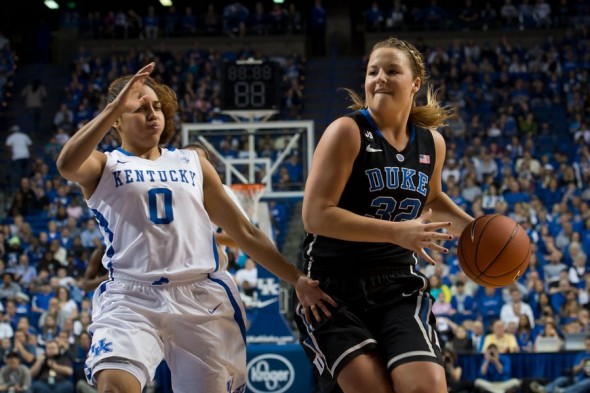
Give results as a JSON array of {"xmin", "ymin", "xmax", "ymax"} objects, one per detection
[{"xmin": 85, "ymin": 271, "xmax": 247, "ymax": 393}]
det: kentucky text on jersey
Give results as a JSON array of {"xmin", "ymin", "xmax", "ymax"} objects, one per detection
[
  {"xmin": 112, "ymin": 169, "xmax": 198, "ymax": 188},
  {"xmin": 365, "ymin": 167, "xmax": 429, "ymax": 196}
]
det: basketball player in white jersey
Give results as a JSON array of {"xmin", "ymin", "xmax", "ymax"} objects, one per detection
[{"xmin": 56, "ymin": 62, "xmax": 336, "ymax": 393}]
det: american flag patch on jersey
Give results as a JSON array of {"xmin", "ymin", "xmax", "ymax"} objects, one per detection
[{"xmin": 419, "ymin": 154, "xmax": 431, "ymax": 164}]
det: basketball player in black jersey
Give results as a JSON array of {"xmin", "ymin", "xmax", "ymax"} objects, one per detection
[{"xmin": 293, "ymin": 37, "xmax": 474, "ymax": 393}]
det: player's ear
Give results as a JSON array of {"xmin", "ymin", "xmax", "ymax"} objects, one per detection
[{"xmin": 412, "ymin": 78, "xmax": 421, "ymax": 93}]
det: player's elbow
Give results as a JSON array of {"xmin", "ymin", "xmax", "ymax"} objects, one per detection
[
  {"xmin": 302, "ymin": 202, "xmax": 334, "ymax": 234},
  {"xmin": 302, "ymin": 211, "xmax": 323, "ymax": 234},
  {"xmin": 55, "ymin": 154, "xmax": 75, "ymax": 179}
]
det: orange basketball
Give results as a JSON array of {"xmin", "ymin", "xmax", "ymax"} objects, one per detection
[{"xmin": 458, "ymin": 214, "xmax": 531, "ymax": 288}]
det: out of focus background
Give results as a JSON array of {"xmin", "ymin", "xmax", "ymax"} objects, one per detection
[{"xmin": 0, "ymin": 1, "xmax": 590, "ymax": 392}]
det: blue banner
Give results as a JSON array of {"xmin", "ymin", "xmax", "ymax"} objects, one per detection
[{"xmin": 247, "ymin": 265, "xmax": 296, "ymax": 345}]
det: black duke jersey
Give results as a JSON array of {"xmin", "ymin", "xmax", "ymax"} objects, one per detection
[{"xmin": 303, "ymin": 108, "xmax": 437, "ymax": 271}]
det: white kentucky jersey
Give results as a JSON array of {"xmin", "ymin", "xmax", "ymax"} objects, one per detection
[{"xmin": 87, "ymin": 147, "xmax": 218, "ymax": 284}]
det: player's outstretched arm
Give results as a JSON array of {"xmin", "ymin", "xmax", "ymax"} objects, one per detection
[{"xmin": 201, "ymin": 156, "xmax": 337, "ymax": 321}]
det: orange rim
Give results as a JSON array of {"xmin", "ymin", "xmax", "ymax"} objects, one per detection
[{"xmin": 230, "ymin": 183, "xmax": 265, "ymax": 192}]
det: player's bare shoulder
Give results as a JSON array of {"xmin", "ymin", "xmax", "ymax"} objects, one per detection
[{"xmin": 317, "ymin": 116, "xmax": 361, "ymax": 154}]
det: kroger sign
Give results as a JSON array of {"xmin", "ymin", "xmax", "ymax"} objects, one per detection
[{"xmin": 246, "ymin": 354, "xmax": 295, "ymax": 393}]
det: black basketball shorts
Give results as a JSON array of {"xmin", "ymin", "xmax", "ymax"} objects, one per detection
[{"xmin": 294, "ymin": 264, "xmax": 443, "ymax": 379}]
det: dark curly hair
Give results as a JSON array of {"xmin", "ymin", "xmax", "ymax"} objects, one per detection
[{"xmin": 106, "ymin": 74, "xmax": 178, "ymax": 145}]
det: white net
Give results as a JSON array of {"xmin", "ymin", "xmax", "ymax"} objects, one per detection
[{"xmin": 230, "ymin": 183, "xmax": 266, "ymax": 224}]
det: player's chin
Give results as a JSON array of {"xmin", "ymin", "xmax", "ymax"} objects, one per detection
[{"xmin": 369, "ymin": 97, "xmax": 395, "ymax": 111}]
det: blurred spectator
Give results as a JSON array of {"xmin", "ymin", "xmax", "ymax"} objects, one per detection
[
  {"xmin": 0, "ymin": 315, "xmax": 13, "ymax": 340},
  {"xmin": 500, "ymin": 0, "xmax": 519, "ymax": 29},
  {"xmin": 19, "ymin": 79, "xmax": 46, "ymax": 131},
  {"xmin": 533, "ymin": 0, "xmax": 552, "ymax": 28},
  {"xmin": 13, "ymin": 254, "xmax": 37, "ymax": 288},
  {"xmin": 235, "ymin": 258, "xmax": 258, "ymax": 299},
  {"xmin": 0, "ymin": 272, "xmax": 22, "ymax": 303},
  {"xmin": 468, "ymin": 320, "xmax": 486, "ymax": 353},
  {"xmin": 180, "ymin": 6, "xmax": 197, "ymax": 36},
  {"xmin": 56, "ymin": 287, "xmax": 78, "ymax": 325},
  {"xmin": 4, "ymin": 299, "xmax": 20, "ymax": 330},
  {"xmin": 476, "ymin": 287, "xmax": 504, "ymax": 328},
  {"xmin": 443, "ymin": 347, "xmax": 474, "ymax": 393},
  {"xmin": 286, "ymin": 4, "xmax": 304, "ymax": 34},
  {"xmin": 223, "ymin": 2, "xmax": 249, "ymax": 37},
  {"xmin": 5, "ymin": 125, "xmax": 32, "ymax": 189},
  {"xmin": 143, "ymin": 5, "xmax": 159, "ymax": 39},
  {"xmin": 501, "ymin": 286, "xmax": 536, "ymax": 328},
  {"xmin": 385, "ymin": 0, "xmax": 406, "ymax": 30},
  {"xmin": 38, "ymin": 312, "xmax": 59, "ymax": 348},
  {"xmin": 269, "ymin": 4, "xmax": 287, "ymax": 34},
  {"xmin": 480, "ymin": 2, "xmax": 499, "ymax": 30},
  {"xmin": 519, "ymin": 0, "xmax": 536, "ymax": 29},
  {"xmin": 533, "ymin": 320, "xmax": 563, "ymax": 352},
  {"xmin": 482, "ymin": 319, "xmax": 520, "ymax": 354},
  {"xmin": 450, "ymin": 280, "xmax": 475, "ymax": 324},
  {"xmin": 364, "ymin": 2, "xmax": 384, "ymax": 32},
  {"xmin": 516, "ymin": 313, "xmax": 535, "ymax": 352},
  {"xmin": 250, "ymin": 2, "xmax": 269, "ymax": 35},
  {"xmin": 458, "ymin": 0, "xmax": 480, "ymax": 31},
  {"xmin": 0, "ymin": 351, "xmax": 32, "ymax": 393},
  {"xmin": 79, "ymin": 219, "xmax": 102, "ymax": 251},
  {"xmin": 72, "ymin": 331, "xmax": 96, "ymax": 393},
  {"xmin": 432, "ymin": 291, "xmax": 454, "ymax": 317},
  {"xmin": 443, "ymin": 318, "xmax": 474, "ymax": 354},
  {"xmin": 203, "ymin": 3, "xmax": 221, "ymax": 35},
  {"xmin": 162, "ymin": 5, "xmax": 179, "ymax": 37},
  {"xmin": 11, "ymin": 329, "xmax": 35, "ymax": 367},
  {"xmin": 52, "ymin": 103, "xmax": 73, "ymax": 131},
  {"xmin": 30, "ymin": 340, "xmax": 73, "ymax": 393},
  {"xmin": 30, "ymin": 281, "xmax": 54, "ymax": 314}
]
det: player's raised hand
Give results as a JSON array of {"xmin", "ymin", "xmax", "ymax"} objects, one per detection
[{"xmin": 111, "ymin": 62, "xmax": 155, "ymax": 114}]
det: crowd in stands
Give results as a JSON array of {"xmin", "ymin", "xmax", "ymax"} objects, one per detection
[
  {"xmin": 58, "ymin": 2, "xmax": 308, "ymax": 40},
  {"xmin": 56, "ymin": 0, "xmax": 590, "ymax": 43},
  {"xmin": 1, "ymin": 2, "xmax": 590, "ymax": 391},
  {"xmin": 362, "ymin": 0, "xmax": 590, "ymax": 32}
]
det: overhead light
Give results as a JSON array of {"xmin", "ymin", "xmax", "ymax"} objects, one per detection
[
  {"xmin": 159, "ymin": 0, "xmax": 173, "ymax": 6},
  {"xmin": 273, "ymin": 0, "xmax": 285, "ymax": 3},
  {"xmin": 44, "ymin": 0, "xmax": 60, "ymax": 9}
]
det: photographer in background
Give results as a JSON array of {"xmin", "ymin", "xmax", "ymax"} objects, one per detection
[
  {"xmin": 474, "ymin": 343, "xmax": 521, "ymax": 393},
  {"xmin": 442, "ymin": 347, "xmax": 473, "ymax": 393}
]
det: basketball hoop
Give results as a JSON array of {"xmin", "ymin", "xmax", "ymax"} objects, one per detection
[{"xmin": 230, "ymin": 183, "xmax": 266, "ymax": 224}]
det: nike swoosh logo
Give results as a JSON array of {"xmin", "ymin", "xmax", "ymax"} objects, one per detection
[
  {"xmin": 116, "ymin": 160, "xmax": 129, "ymax": 164},
  {"xmin": 255, "ymin": 298, "xmax": 279, "ymax": 309},
  {"xmin": 207, "ymin": 303, "xmax": 222, "ymax": 314},
  {"xmin": 366, "ymin": 145, "xmax": 383, "ymax": 153}
]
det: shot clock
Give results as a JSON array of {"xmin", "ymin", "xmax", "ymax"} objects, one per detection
[{"xmin": 221, "ymin": 60, "xmax": 281, "ymax": 110}]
